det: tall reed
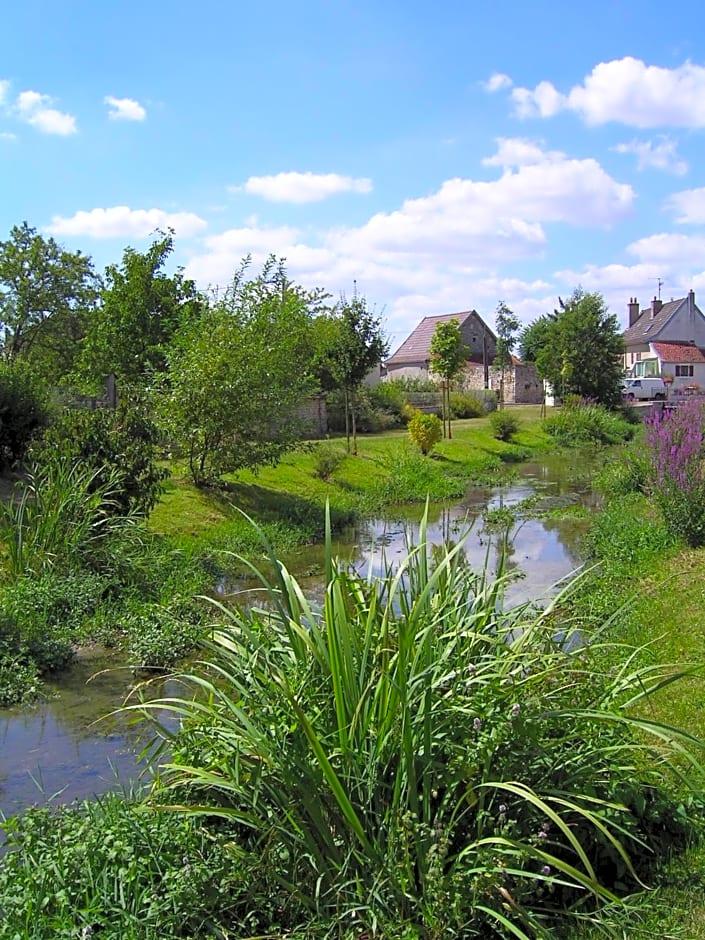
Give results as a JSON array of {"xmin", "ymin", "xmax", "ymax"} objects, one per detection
[{"xmin": 134, "ymin": 507, "xmax": 704, "ymax": 937}]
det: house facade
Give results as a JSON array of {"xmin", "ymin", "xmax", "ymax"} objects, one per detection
[
  {"xmin": 623, "ymin": 290, "xmax": 705, "ymax": 393},
  {"xmin": 385, "ymin": 309, "xmax": 543, "ymax": 403}
]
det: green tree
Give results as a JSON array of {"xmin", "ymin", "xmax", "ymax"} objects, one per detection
[
  {"xmin": 162, "ymin": 258, "xmax": 318, "ymax": 486},
  {"xmin": 313, "ymin": 296, "xmax": 388, "ymax": 455},
  {"xmin": 80, "ymin": 232, "xmax": 205, "ymax": 390},
  {"xmin": 429, "ymin": 318, "xmax": 466, "ymax": 438},
  {"xmin": 493, "ymin": 302, "xmax": 521, "ymax": 410},
  {"xmin": 519, "ymin": 314, "xmax": 556, "ymax": 363},
  {"xmin": 534, "ymin": 289, "xmax": 624, "ymax": 406},
  {"xmin": 0, "ymin": 222, "xmax": 99, "ymax": 381}
]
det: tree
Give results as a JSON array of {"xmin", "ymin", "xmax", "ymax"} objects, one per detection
[
  {"xmin": 532, "ymin": 289, "xmax": 624, "ymax": 407},
  {"xmin": 429, "ymin": 318, "xmax": 467, "ymax": 438},
  {"xmin": 519, "ymin": 314, "xmax": 556, "ymax": 364},
  {"xmin": 313, "ymin": 296, "xmax": 388, "ymax": 455},
  {"xmin": 162, "ymin": 258, "xmax": 318, "ymax": 486},
  {"xmin": 80, "ymin": 232, "xmax": 205, "ymax": 390},
  {"xmin": 493, "ymin": 302, "xmax": 521, "ymax": 410},
  {"xmin": 0, "ymin": 222, "xmax": 99, "ymax": 380}
]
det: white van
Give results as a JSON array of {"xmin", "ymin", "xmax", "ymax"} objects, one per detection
[{"xmin": 621, "ymin": 377, "xmax": 667, "ymax": 401}]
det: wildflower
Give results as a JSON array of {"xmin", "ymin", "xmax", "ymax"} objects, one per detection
[
  {"xmin": 510, "ymin": 703, "xmax": 520, "ymax": 718},
  {"xmin": 498, "ymin": 804, "xmax": 508, "ymax": 815},
  {"xmin": 473, "ymin": 717, "xmax": 482, "ymax": 731},
  {"xmin": 541, "ymin": 865, "xmax": 551, "ymax": 876}
]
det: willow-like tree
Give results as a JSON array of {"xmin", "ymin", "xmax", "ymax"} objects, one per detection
[{"xmin": 429, "ymin": 318, "xmax": 466, "ymax": 438}]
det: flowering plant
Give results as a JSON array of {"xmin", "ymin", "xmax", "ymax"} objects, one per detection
[{"xmin": 645, "ymin": 399, "xmax": 705, "ymax": 546}]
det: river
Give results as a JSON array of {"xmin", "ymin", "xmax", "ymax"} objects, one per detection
[{"xmin": 0, "ymin": 452, "xmax": 602, "ymax": 820}]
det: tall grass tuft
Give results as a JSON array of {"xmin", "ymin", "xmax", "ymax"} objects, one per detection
[
  {"xmin": 0, "ymin": 456, "xmax": 131, "ymax": 578},
  {"xmin": 135, "ymin": 508, "xmax": 705, "ymax": 937}
]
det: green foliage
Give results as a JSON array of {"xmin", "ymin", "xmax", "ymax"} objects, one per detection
[
  {"xmin": 0, "ymin": 359, "xmax": 50, "ymax": 470},
  {"xmin": 79, "ymin": 232, "xmax": 205, "ymax": 389},
  {"xmin": 584, "ymin": 492, "xmax": 676, "ymax": 575},
  {"xmin": 312, "ymin": 296, "xmax": 389, "ymax": 454},
  {"xmin": 531, "ymin": 290, "xmax": 625, "ymax": 406},
  {"xmin": 0, "ymin": 649, "xmax": 40, "ymax": 706},
  {"xmin": 35, "ymin": 399, "xmax": 168, "ymax": 516},
  {"xmin": 326, "ymin": 385, "xmax": 400, "ymax": 433},
  {"xmin": 489, "ymin": 409, "xmax": 520, "ymax": 440},
  {"xmin": 380, "ymin": 443, "xmax": 466, "ymax": 502},
  {"xmin": 0, "ymin": 457, "xmax": 131, "ymax": 578},
  {"xmin": 449, "ymin": 390, "xmax": 485, "ymax": 418},
  {"xmin": 429, "ymin": 317, "xmax": 467, "ymax": 438},
  {"xmin": 162, "ymin": 257, "xmax": 319, "ymax": 485},
  {"xmin": 407, "ymin": 409, "xmax": 442, "ymax": 454},
  {"xmin": 543, "ymin": 402, "xmax": 636, "ymax": 446},
  {"xmin": 519, "ymin": 314, "xmax": 555, "ymax": 364},
  {"xmin": 594, "ymin": 449, "xmax": 650, "ymax": 500},
  {"xmin": 0, "ymin": 221, "xmax": 99, "ymax": 380},
  {"xmin": 0, "ymin": 795, "xmax": 246, "ymax": 939},
  {"xmin": 312, "ymin": 442, "xmax": 345, "ymax": 481},
  {"xmin": 135, "ymin": 517, "xmax": 705, "ymax": 938},
  {"xmin": 493, "ymin": 301, "xmax": 521, "ymax": 409},
  {"xmin": 124, "ymin": 602, "xmax": 208, "ymax": 670}
]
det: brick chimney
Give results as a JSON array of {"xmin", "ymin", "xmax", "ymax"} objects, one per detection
[
  {"xmin": 650, "ymin": 296, "xmax": 663, "ymax": 319},
  {"xmin": 628, "ymin": 297, "xmax": 640, "ymax": 327}
]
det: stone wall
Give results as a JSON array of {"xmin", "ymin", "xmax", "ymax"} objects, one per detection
[{"xmin": 461, "ymin": 362, "xmax": 542, "ymax": 404}]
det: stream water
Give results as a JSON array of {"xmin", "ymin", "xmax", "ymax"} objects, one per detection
[{"xmin": 0, "ymin": 452, "xmax": 604, "ymax": 820}]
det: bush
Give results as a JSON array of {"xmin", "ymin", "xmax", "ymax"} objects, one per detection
[
  {"xmin": 407, "ymin": 409, "xmax": 442, "ymax": 455},
  {"xmin": 0, "ymin": 795, "xmax": 246, "ymax": 939},
  {"xmin": 584, "ymin": 492, "xmax": 676, "ymax": 574},
  {"xmin": 489, "ymin": 409, "xmax": 520, "ymax": 441},
  {"xmin": 380, "ymin": 444, "xmax": 466, "ymax": 502},
  {"xmin": 124, "ymin": 602, "xmax": 209, "ymax": 670},
  {"xmin": 135, "ymin": 518, "xmax": 705, "ymax": 938},
  {"xmin": 35, "ymin": 398, "xmax": 168, "ymax": 517},
  {"xmin": 543, "ymin": 403, "xmax": 635, "ymax": 446},
  {"xmin": 449, "ymin": 390, "xmax": 485, "ymax": 418},
  {"xmin": 312, "ymin": 442, "xmax": 345, "ymax": 481},
  {"xmin": 0, "ymin": 361, "xmax": 50, "ymax": 471}
]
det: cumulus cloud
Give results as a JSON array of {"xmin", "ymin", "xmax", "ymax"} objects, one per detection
[
  {"xmin": 666, "ymin": 187, "xmax": 705, "ymax": 224},
  {"xmin": 15, "ymin": 90, "xmax": 77, "ymax": 135},
  {"xmin": 46, "ymin": 206, "xmax": 207, "ymax": 239},
  {"xmin": 613, "ymin": 137, "xmax": 688, "ymax": 174},
  {"xmin": 628, "ymin": 232, "xmax": 705, "ymax": 267},
  {"xmin": 231, "ymin": 171, "xmax": 373, "ymax": 203},
  {"xmin": 512, "ymin": 57, "xmax": 705, "ymax": 127},
  {"xmin": 483, "ymin": 72, "xmax": 513, "ymax": 92},
  {"xmin": 482, "ymin": 137, "xmax": 558, "ymax": 168},
  {"xmin": 104, "ymin": 96, "xmax": 146, "ymax": 121}
]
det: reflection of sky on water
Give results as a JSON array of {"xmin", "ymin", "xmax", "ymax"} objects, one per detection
[{"xmin": 0, "ymin": 452, "xmax": 600, "ymax": 820}]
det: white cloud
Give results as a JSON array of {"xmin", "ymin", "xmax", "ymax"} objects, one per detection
[
  {"xmin": 482, "ymin": 137, "xmax": 556, "ymax": 168},
  {"xmin": 512, "ymin": 57, "xmax": 705, "ymax": 127},
  {"xmin": 46, "ymin": 206, "xmax": 207, "ymax": 239},
  {"xmin": 104, "ymin": 96, "xmax": 146, "ymax": 121},
  {"xmin": 628, "ymin": 232, "xmax": 705, "ymax": 267},
  {"xmin": 232, "ymin": 171, "xmax": 373, "ymax": 203},
  {"xmin": 666, "ymin": 187, "xmax": 705, "ymax": 224},
  {"xmin": 483, "ymin": 72, "xmax": 513, "ymax": 92},
  {"xmin": 15, "ymin": 89, "xmax": 77, "ymax": 135},
  {"xmin": 613, "ymin": 138, "xmax": 687, "ymax": 174},
  {"xmin": 0, "ymin": 131, "xmax": 16, "ymax": 141},
  {"xmin": 0, "ymin": 80, "xmax": 9, "ymax": 106}
]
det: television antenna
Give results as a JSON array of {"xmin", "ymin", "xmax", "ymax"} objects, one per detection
[{"xmin": 649, "ymin": 277, "xmax": 665, "ymax": 300}]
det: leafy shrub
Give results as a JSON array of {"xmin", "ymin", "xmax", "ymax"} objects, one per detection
[
  {"xmin": 584, "ymin": 492, "xmax": 676, "ymax": 574},
  {"xmin": 407, "ymin": 409, "xmax": 442, "ymax": 455},
  {"xmin": 594, "ymin": 449, "xmax": 650, "ymax": 500},
  {"xmin": 35, "ymin": 398, "xmax": 168, "ymax": 516},
  {"xmin": 0, "ymin": 651, "xmax": 40, "ymax": 707},
  {"xmin": 380, "ymin": 444, "xmax": 466, "ymax": 502},
  {"xmin": 449, "ymin": 390, "xmax": 485, "ymax": 418},
  {"xmin": 125, "ymin": 602, "xmax": 208, "ymax": 670},
  {"xmin": 645, "ymin": 399, "xmax": 705, "ymax": 547},
  {"xmin": 136, "ymin": 519, "xmax": 704, "ymax": 938},
  {"xmin": 326, "ymin": 386, "xmax": 400, "ymax": 433},
  {"xmin": 489, "ymin": 409, "xmax": 520, "ymax": 440},
  {"xmin": 312, "ymin": 442, "xmax": 345, "ymax": 481},
  {"xmin": 0, "ymin": 360, "xmax": 50, "ymax": 470},
  {"xmin": 543, "ymin": 403, "xmax": 635, "ymax": 446},
  {"xmin": 0, "ymin": 795, "xmax": 247, "ymax": 939}
]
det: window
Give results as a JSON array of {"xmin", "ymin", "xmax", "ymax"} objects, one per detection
[{"xmin": 676, "ymin": 364, "xmax": 694, "ymax": 377}]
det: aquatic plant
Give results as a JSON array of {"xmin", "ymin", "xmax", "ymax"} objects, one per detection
[{"xmin": 134, "ymin": 509, "xmax": 704, "ymax": 938}]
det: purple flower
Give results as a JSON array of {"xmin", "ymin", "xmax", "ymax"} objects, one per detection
[
  {"xmin": 473, "ymin": 717, "xmax": 482, "ymax": 731},
  {"xmin": 510, "ymin": 703, "xmax": 520, "ymax": 719},
  {"xmin": 541, "ymin": 865, "xmax": 551, "ymax": 876}
]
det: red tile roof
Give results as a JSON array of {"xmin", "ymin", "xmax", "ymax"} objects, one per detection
[{"xmin": 652, "ymin": 342, "xmax": 705, "ymax": 363}]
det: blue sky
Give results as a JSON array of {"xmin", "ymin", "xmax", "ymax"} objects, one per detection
[{"xmin": 3, "ymin": 0, "xmax": 705, "ymax": 349}]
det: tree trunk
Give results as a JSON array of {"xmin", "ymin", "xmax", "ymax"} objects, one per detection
[
  {"xmin": 344, "ymin": 386, "xmax": 351, "ymax": 454},
  {"xmin": 447, "ymin": 382, "xmax": 452, "ymax": 439},
  {"xmin": 351, "ymin": 388, "xmax": 358, "ymax": 456}
]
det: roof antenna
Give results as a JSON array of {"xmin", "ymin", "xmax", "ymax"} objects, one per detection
[{"xmin": 649, "ymin": 276, "xmax": 664, "ymax": 300}]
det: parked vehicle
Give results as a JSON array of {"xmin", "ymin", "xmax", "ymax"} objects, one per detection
[{"xmin": 621, "ymin": 377, "xmax": 667, "ymax": 401}]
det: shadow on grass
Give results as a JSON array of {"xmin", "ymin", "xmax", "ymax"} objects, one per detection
[{"xmin": 210, "ymin": 480, "xmax": 357, "ymax": 531}]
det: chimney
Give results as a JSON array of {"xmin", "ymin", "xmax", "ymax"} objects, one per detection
[
  {"xmin": 651, "ymin": 296, "xmax": 663, "ymax": 319},
  {"xmin": 628, "ymin": 297, "xmax": 640, "ymax": 327}
]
